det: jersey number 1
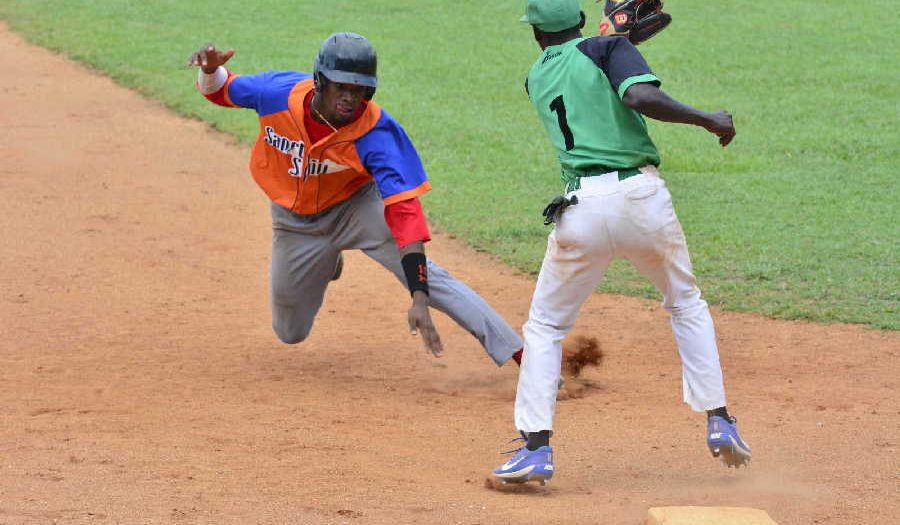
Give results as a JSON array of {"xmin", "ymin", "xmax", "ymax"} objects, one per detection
[{"xmin": 549, "ymin": 95, "xmax": 574, "ymax": 151}]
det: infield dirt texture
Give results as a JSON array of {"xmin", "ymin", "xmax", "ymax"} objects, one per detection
[{"xmin": 1, "ymin": 23, "xmax": 898, "ymax": 525}]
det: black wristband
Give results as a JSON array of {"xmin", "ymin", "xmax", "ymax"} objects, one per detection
[{"xmin": 401, "ymin": 252, "xmax": 429, "ymax": 296}]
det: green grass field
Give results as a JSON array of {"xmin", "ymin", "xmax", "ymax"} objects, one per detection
[{"xmin": 1, "ymin": 0, "xmax": 896, "ymax": 329}]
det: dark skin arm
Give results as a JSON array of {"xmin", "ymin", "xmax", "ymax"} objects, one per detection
[
  {"xmin": 622, "ymin": 83, "xmax": 736, "ymax": 147},
  {"xmin": 399, "ymin": 241, "xmax": 444, "ymax": 357}
]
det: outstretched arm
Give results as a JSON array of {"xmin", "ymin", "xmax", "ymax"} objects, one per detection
[
  {"xmin": 356, "ymin": 115, "xmax": 444, "ymax": 357},
  {"xmin": 187, "ymin": 43, "xmax": 240, "ymax": 106},
  {"xmin": 622, "ymin": 83, "xmax": 736, "ymax": 147}
]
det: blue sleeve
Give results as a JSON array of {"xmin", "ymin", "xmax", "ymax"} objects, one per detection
[
  {"xmin": 227, "ymin": 70, "xmax": 313, "ymax": 116},
  {"xmin": 356, "ymin": 110, "xmax": 430, "ymax": 203},
  {"xmin": 576, "ymin": 37, "xmax": 660, "ymax": 96}
]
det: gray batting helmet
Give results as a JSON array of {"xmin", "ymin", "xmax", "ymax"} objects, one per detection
[{"xmin": 313, "ymin": 32, "xmax": 377, "ymax": 99}]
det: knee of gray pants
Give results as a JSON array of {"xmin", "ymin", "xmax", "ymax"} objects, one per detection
[{"xmin": 272, "ymin": 307, "xmax": 315, "ymax": 344}]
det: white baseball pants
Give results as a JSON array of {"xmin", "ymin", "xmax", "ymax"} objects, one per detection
[{"xmin": 515, "ymin": 167, "xmax": 727, "ymax": 432}]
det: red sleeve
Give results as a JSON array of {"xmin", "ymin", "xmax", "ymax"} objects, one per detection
[
  {"xmin": 195, "ymin": 69, "xmax": 238, "ymax": 108},
  {"xmin": 384, "ymin": 197, "xmax": 431, "ymax": 249}
]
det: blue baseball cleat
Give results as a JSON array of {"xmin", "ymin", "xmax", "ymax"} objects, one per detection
[
  {"xmin": 707, "ymin": 415, "xmax": 752, "ymax": 468},
  {"xmin": 491, "ymin": 439, "xmax": 554, "ymax": 485}
]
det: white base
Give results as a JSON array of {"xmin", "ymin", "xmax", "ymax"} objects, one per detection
[{"xmin": 647, "ymin": 506, "xmax": 778, "ymax": 525}]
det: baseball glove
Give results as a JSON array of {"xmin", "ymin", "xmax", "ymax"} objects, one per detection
[{"xmin": 597, "ymin": 0, "xmax": 672, "ymax": 45}]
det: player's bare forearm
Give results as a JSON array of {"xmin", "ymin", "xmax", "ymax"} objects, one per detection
[
  {"xmin": 623, "ymin": 83, "xmax": 713, "ymax": 125},
  {"xmin": 622, "ymin": 83, "xmax": 736, "ymax": 146}
]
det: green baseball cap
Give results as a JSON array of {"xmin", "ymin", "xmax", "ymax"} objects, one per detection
[{"xmin": 520, "ymin": 0, "xmax": 582, "ymax": 32}]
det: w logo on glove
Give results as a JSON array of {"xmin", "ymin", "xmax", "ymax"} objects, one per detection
[
  {"xmin": 614, "ymin": 11, "xmax": 631, "ymax": 26},
  {"xmin": 598, "ymin": 0, "xmax": 671, "ymax": 45}
]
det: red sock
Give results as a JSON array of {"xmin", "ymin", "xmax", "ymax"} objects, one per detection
[{"xmin": 512, "ymin": 348, "xmax": 523, "ymax": 366}]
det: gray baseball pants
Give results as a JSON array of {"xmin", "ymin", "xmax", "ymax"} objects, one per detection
[{"xmin": 269, "ymin": 183, "xmax": 522, "ymax": 365}]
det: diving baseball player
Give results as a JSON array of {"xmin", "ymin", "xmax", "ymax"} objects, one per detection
[
  {"xmin": 490, "ymin": 0, "xmax": 751, "ymax": 485},
  {"xmin": 187, "ymin": 33, "xmax": 522, "ymax": 365}
]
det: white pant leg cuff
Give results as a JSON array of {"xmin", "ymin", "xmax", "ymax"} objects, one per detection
[{"xmin": 686, "ymin": 399, "xmax": 729, "ymax": 412}]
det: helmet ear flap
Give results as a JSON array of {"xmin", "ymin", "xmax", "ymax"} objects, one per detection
[{"xmin": 313, "ymin": 54, "xmax": 323, "ymax": 91}]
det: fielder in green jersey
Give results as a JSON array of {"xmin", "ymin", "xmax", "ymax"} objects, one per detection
[
  {"xmin": 490, "ymin": 0, "xmax": 750, "ymax": 486},
  {"xmin": 525, "ymin": 33, "xmax": 661, "ymax": 189}
]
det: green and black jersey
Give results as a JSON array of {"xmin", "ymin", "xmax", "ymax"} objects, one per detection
[{"xmin": 525, "ymin": 36, "xmax": 661, "ymax": 186}]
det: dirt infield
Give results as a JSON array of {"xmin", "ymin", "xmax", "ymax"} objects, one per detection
[{"xmin": 1, "ymin": 24, "xmax": 897, "ymax": 525}]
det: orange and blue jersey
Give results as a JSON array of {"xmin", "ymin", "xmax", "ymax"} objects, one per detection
[{"xmin": 205, "ymin": 69, "xmax": 431, "ymax": 215}]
